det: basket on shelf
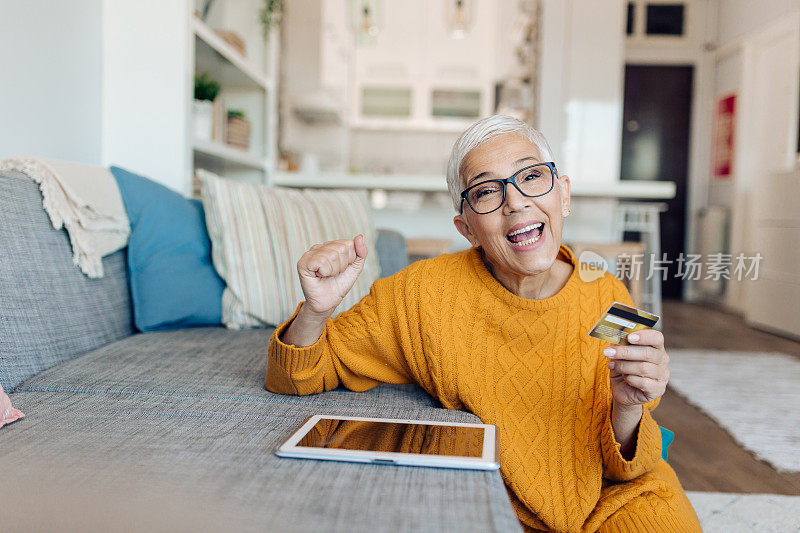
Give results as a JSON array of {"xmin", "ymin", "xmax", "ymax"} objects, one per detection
[
  {"xmin": 226, "ymin": 110, "xmax": 251, "ymax": 150},
  {"xmin": 214, "ymin": 30, "xmax": 247, "ymax": 57}
]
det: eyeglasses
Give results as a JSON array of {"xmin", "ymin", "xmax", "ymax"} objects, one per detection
[{"xmin": 459, "ymin": 162, "xmax": 557, "ymax": 214}]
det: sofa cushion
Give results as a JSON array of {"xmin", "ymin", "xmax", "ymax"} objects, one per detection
[
  {"xmin": 0, "ymin": 169, "xmax": 134, "ymax": 392},
  {"xmin": 198, "ymin": 169, "xmax": 382, "ymax": 329},
  {"xmin": 111, "ymin": 165, "xmax": 226, "ymax": 331},
  {"xmin": 1, "ymin": 390, "xmax": 521, "ymax": 532},
  {"xmin": 15, "ymin": 327, "xmax": 439, "ymax": 409}
]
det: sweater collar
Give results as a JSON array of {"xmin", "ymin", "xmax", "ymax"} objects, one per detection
[{"xmin": 467, "ymin": 243, "xmax": 581, "ymax": 310}]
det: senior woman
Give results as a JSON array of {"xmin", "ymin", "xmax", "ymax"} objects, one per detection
[{"xmin": 266, "ymin": 115, "xmax": 702, "ymax": 532}]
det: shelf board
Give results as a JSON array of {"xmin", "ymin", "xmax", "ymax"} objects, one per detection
[
  {"xmin": 193, "ymin": 138, "xmax": 266, "ymax": 170},
  {"xmin": 192, "ymin": 18, "xmax": 272, "ymax": 91}
]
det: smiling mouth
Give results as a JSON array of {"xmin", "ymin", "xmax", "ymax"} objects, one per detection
[{"xmin": 506, "ymin": 222, "xmax": 544, "ymax": 247}]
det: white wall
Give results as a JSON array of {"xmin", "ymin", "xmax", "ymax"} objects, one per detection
[
  {"xmin": 705, "ymin": 0, "xmax": 800, "ymax": 311},
  {"xmin": 538, "ymin": 0, "xmax": 626, "ymax": 185},
  {"xmin": 0, "ymin": 0, "xmax": 104, "ymax": 164},
  {"xmin": 0, "ymin": 0, "xmax": 193, "ymax": 194},
  {"xmin": 716, "ymin": 0, "xmax": 800, "ymax": 47},
  {"xmin": 532, "ymin": 0, "xmax": 627, "ymax": 247},
  {"xmin": 101, "ymin": 0, "xmax": 193, "ymax": 194},
  {"xmin": 707, "ymin": 0, "xmax": 800, "ymax": 213}
]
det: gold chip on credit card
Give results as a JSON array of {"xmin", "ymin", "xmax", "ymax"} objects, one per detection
[{"xmin": 588, "ymin": 302, "xmax": 660, "ymax": 345}]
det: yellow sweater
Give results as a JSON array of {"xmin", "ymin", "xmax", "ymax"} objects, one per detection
[{"xmin": 266, "ymin": 245, "xmax": 700, "ymax": 532}]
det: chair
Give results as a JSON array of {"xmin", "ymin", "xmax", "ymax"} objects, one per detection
[
  {"xmin": 405, "ymin": 238, "xmax": 452, "ymax": 263},
  {"xmin": 613, "ymin": 202, "xmax": 668, "ymax": 318}
]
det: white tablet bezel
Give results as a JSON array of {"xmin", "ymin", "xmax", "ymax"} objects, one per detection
[{"xmin": 275, "ymin": 415, "xmax": 500, "ymax": 470}]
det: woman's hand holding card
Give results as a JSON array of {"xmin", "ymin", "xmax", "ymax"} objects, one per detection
[{"xmin": 604, "ymin": 329, "xmax": 670, "ymax": 407}]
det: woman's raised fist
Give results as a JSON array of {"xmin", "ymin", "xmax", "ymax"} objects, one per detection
[{"xmin": 296, "ymin": 234, "xmax": 368, "ymax": 317}]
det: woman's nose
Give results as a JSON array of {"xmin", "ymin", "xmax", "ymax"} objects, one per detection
[{"xmin": 503, "ymin": 183, "xmax": 533, "ymax": 213}]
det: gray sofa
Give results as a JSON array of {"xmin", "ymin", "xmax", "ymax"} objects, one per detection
[{"xmin": 0, "ymin": 169, "xmax": 521, "ymax": 532}]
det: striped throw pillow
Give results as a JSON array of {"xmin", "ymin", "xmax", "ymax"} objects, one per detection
[{"xmin": 197, "ymin": 169, "xmax": 381, "ymax": 329}]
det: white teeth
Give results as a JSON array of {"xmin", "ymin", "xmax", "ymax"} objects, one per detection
[
  {"xmin": 507, "ymin": 222, "xmax": 543, "ymax": 237},
  {"xmin": 509, "ymin": 231, "xmax": 542, "ymax": 247}
]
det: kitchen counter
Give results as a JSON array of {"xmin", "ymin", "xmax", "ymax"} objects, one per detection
[{"xmin": 271, "ymin": 171, "xmax": 676, "ymax": 199}]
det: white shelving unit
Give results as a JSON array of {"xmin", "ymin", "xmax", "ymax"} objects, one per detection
[
  {"xmin": 190, "ymin": 2, "xmax": 279, "ymax": 194},
  {"xmin": 98, "ymin": 1, "xmax": 279, "ymax": 196},
  {"xmin": 193, "ymin": 137, "xmax": 267, "ymax": 170},
  {"xmin": 193, "ymin": 18, "xmax": 272, "ymax": 90}
]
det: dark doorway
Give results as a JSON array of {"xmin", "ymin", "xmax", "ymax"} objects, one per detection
[{"xmin": 621, "ymin": 64, "xmax": 693, "ymax": 299}]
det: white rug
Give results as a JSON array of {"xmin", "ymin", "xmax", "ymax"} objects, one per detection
[
  {"xmin": 667, "ymin": 350, "xmax": 800, "ymax": 473},
  {"xmin": 686, "ymin": 491, "xmax": 800, "ymax": 532}
]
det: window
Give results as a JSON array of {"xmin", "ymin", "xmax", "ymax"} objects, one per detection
[
  {"xmin": 645, "ymin": 3, "xmax": 684, "ymax": 36},
  {"xmin": 626, "ymin": 3, "xmax": 635, "ymax": 36},
  {"xmin": 625, "ymin": 1, "xmax": 687, "ymax": 39}
]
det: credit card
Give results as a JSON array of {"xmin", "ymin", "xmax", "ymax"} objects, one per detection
[{"xmin": 588, "ymin": 302, "xmax": 660, "ymax": 345}]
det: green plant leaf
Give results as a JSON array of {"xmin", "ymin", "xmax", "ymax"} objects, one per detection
[{"xmin": 194, "ymin": 72, "xmax": 220, "ymax": 101}]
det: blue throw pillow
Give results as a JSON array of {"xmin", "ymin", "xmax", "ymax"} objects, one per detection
[{"xmin": 111, "ymin": 166, "xmax": 225, "ymax": 331}]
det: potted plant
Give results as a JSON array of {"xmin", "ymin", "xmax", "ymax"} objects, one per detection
[
  {"xmin": 259, "ymin": 0, "xmax": 283, "ymax": 38},
  {"xmin": 226, "ymin": 109, "xmax": 251, "ymax": 150},
  {"xmin": 194, "ymin": 72, "xmax": 220, "ymax": 141}
]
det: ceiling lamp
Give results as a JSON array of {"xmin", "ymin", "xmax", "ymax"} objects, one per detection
[
  {"xmin": 447, "ymin": 0, "xmax": 473, "ymax": 39},
  {"xmin": 353, "ymin": 0, "xmax": 381, "ymax": 46}
]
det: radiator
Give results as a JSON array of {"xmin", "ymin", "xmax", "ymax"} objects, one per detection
[{"xmin": 695, "ymin": 205, "xmax": 729, "ymax": 297}]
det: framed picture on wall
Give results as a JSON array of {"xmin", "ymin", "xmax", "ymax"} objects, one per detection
[{"xmin": 712, "ymin": 93, "xmax": 736, "ymax": 179}]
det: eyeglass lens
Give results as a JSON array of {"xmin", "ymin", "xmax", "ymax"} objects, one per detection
[{"xmin": 467, "ymin": 165, "xmax": 554, "ymax": 214}]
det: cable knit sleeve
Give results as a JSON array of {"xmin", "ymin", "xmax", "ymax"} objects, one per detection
[
  {"xmin": 600, "ymin": 396, "xmax": 663, "ymax": 481},
  {"xmin": 599, "ymin": 274, "xmax": 663, "ymax": 481},
  {"xmin": 265, "ymin": 270, "xmax": 418, "ymax": 396}
]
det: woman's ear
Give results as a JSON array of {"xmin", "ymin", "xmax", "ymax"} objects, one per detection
[
  {"xmin": 453, "ymin": 215, "xmax": 479, "ymax": 247},
  {"xmin": 558, "ymin": 174, "xmax": 571, "ymax": 217}
]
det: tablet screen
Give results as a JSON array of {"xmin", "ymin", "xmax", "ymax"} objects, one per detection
[{"xmin": 296, "ymin": 418, "xmax": 485, "ymax": 458}]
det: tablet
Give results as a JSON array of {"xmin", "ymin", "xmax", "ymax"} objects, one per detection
[{"xmin": 275, "ymin": 415, "xmax": 500, "ymax": 470}]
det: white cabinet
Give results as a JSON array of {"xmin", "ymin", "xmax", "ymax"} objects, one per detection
[
  {"xmin": 746, "ymin": 169, "xmax": 800, "ymax": 338},
  {"xmin": 350, "ymin": 0, "xmax": 498, "ymax": 131}
]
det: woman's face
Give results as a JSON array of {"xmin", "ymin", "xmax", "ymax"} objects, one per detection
[{"xmin": 453, "ymin": 133, "xmax": 571, "ymax": 277}]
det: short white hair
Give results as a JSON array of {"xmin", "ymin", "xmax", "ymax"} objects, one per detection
[{"xmin": 446, "ymin": 114, "xmax": 557, "ymax": 212}]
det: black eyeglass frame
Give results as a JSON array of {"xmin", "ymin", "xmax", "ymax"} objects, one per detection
[{"xmin": 459, "ymin": 161, "xmax": 558, "ymax": 214}]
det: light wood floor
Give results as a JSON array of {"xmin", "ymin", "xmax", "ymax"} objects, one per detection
[{"xmin": 658, "ymin": 300, "xmax": 800, "ymax": 495}]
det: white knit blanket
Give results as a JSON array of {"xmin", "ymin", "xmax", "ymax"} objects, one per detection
[{"xmin": 0, "ymin": 156, "xmax": 130, "ymax": 278}]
